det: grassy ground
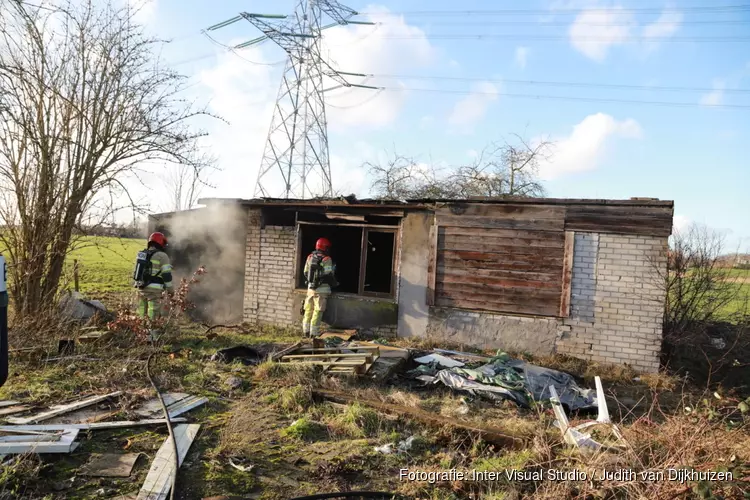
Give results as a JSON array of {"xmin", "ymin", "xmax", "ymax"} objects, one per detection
[
  {"xmin": 1, "ymin": 321, "xmax": 748, "ymax": 499},
  {"xmin": 0, "ymin": 240, "xmax": 748, "ymax": 498},
  {"xmin": 64, "ymin": 237, "xmax": 144, "ymax": 293}
]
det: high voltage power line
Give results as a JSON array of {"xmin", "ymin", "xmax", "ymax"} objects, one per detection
[{"xmin": 361, "ymin": 5, "xmax": 750, "ymax": 16}]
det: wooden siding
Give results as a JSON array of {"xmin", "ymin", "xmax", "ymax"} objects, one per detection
[
  {"xmin": 434, "ymin": 204, "xmax": 567, "ymax": 317},
  {"xmin": 564, "ymin": 204, "xmax": 673, "ymax": 236}
]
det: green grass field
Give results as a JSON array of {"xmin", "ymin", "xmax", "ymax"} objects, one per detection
[{"xmin": 64, "ymin": 236, "xmax": 144, "ymax": 293}]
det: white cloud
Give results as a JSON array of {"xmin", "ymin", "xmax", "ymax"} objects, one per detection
[
  {"xmin": 320, "ymin": 5, "xmax": 436, "ymax": 130},
  {"xmin": 700, "ymin": 79, "xmax": 725, "ymax": 107},
  {"xmin": 125, "ymin": 0, "xmax": 157, "ymax": 26},
  {"xmin": 538, "ymin": 113, "xmax": 643, "ymax": 180},
  {"xmin": 642, "ymin": 7, "xmax": 682, "ymax": 51},
  {"xmin": 192, "ymin": 5, "xmax": 438, "ymax": 199},
  {"xmin": 515, "ymin": 47, "xmax": 530, "ymax": 69},
  {"xmin": 447, "ymin": 81, "xmax": 499, "ymax": 132},
  {"xmin": 568, "ymin": 5, "xmax": 681, "ymax": 62},
  {"xmin": 569, "ymin": 6, "xmax": 635, "ymax": 62},
  {"xmin": 672, "ymin": 215, "xmax": 692, "ymax": 234}
]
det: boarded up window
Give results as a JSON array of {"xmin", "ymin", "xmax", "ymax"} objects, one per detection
[{"xmin": 432, "ymin": 204, "xmax": 571, "ymax": 317}]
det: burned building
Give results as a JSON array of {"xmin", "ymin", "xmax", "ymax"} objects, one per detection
[{"xmin": 150, "ymin": 196, "xmax": 674, "ymax": 373}]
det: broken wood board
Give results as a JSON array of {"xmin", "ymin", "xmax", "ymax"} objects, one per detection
[
  {"xmin": 348, "ymin": 341, "xmax": 410, "ymax": 359},
  {"xmin": 0, "ymin": 429, "xmax": 79, "ymax": 454},
  {"xmin": 135, "ymin": 393, "xmax": 190, "ymax": 418},
  {"xmin": 6, "ymin": 391, "xmax": 122, "ymax": 425},
  {"xmin": 0, "ymin": 405, "xmax": 33, "ymax": 417},
  {"xmin": 313, "ymin": 389, "xmax": 523, "ymax": 449},
  {"xmin": 0, "ymin": 418, "xmax": 188, "ymax": 432},
  {"xmin": 45, "ymin": 403, "xmax": 121, "ymax": 425},
  {"xmin": 81, "ymin": 453, "xmax": 141, "ymax": 477},
  {"xmin": 136, "ymin": 424, "xmax": 200, "ymax": 500},
  {"xmin": 271, "ymin": 342, "xmax": 303, "ymax": 362}
]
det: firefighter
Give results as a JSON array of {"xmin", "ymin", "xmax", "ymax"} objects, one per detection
[
  {"xmin": 133, "ymin": 232, "xmax": 174, "ymax": 339},
  {"xmin": 302, "ymin": 237, "xmax": 337, "ymax": 337}
]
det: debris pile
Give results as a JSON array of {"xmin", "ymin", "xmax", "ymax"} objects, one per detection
[{"xmin": 0, "ymin": 390, "xmax": 207, "ymax": 498}]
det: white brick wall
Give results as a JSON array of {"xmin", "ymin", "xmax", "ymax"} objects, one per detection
[
  {"xmin": 242, "ymin": 212, "xmax": 297, "ymax": 326},
  {"xmin": 558, "ymin": 233, "xmax": 667, "ymax": 373}
]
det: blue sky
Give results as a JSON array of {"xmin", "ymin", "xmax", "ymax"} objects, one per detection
[{"xmin": 132, "ymin": 0, "xmax": 749, "ymax": 251}]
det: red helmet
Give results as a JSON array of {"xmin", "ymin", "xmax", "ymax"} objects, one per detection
[
  {"xmin": 148, "ymin": 232, "xmax": 167, "ymax": 248},
  {"xmin": 315, "ymin": 237, "xmax": 331, "ymax": 252}
]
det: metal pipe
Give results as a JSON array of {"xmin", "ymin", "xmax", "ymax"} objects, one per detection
[{"xmin": 0, "ymin": 255, "xmax": 8, "ymax": 388}]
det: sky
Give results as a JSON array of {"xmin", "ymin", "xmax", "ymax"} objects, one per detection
[{"xmin": 129, "ymin": 0, "xmax": 749, "ymax": 251}]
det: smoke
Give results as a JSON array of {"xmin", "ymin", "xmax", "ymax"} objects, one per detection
[{"xmin": 155, "ymin": 203, "xmax": 247, "ymax": 325}]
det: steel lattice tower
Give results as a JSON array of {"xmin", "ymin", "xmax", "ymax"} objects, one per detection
[{"xmin": 207, "ymin": 1, "xmax": 376, "ymax": 199}]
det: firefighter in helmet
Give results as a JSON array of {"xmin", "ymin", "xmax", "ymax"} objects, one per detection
[
  {"xmin": 133, "ymin": 232, "xmax": 174, "ymax": 337},
  {"xmin": 302, "ymin": 237, "xmax": 337, "ymax": 337}
]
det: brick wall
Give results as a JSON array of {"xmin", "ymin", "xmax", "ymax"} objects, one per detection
[
  {"xmin": 558, "ymin": 233, "xmax": 667, "ymax": 373},
  {"xmin": 242, "ymin": 211, "xmax": 297, "ymax": 326}
]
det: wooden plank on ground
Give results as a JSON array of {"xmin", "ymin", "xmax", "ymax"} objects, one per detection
[
  {"xmin": 136, "ymin": 424, "xmax": 200, "ymax": 500},
  {"xmin": 0, "ymin": 429, "xmax": 79, "ymax": 455},
  {"xmin": 164, "ymin": 396, "xmax": 208, "ymax": 419},
  {"xmin": 135, "ymin": 393, "xmax": 190, "ymax": 418},
  {"xmin": 282, "ymin": 353, "xmax": 374, "ymax": 363},
  {"xmin": 435, "ymin": 203, "xmax": 566, "ymax": 219},
  {"xmin": 0, "ymin": 402, "xmax": 20, "ymax": 409},
  {"xmin": 0, "ymin": 405, "xmax": 32, "ymax": 417},
  {"xmin": 6, "ymin": 392, "xmax": 122, "ymax": 425},
  {"xmin": 427, "ymin": 221, "xmax": 438, "ymax": 306},
  {"xmin": 81, "ymin": 453, "xmax": 141, "ymax": 477},
  {"xmin": 349, "ymin": 341, "xmax": 410, "ymax": 360},
  {"xmin": 271, "ymin": 342, "xmax": 303, "ymax": 362},
  {"xmin": 313, "ymin": 390, "xmax": 523, "ymax": 449},
  {"xmin": 559, "ymin": 231, "xmax": 575, "ymax": 318},
  {"xmin": 436, "ymin": 215, "xmax": 564, "ymax": 232},
  {"xmin": 0, "ymin": 418, "xmax": 188, "ymax": 432}
]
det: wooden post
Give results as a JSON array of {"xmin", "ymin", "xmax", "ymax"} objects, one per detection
[
  {"xmin": 73, "ymin": 259, "xmax": 79, "ymax": 292},
  {"xmin": 426, "ymin": 219, "xmax": 438, "ymax": 306},
  {"xmin": 559, "ymin": 231, "xmax": 575, "ymax": 318}
]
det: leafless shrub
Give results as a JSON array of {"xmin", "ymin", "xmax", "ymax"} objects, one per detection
[
  {"xmin": 0, "ymin": 0, "xmax": 218, "ymax": 320},
  {"xmin": 366, "ymin": 134, "xmax": 552, "ymax": 200},
  {"xmin": 661, "ymin": 224, "xmax": 744, "ymax": 338}
]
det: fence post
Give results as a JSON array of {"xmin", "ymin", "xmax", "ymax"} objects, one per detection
[{"xmin": 73, "ymin": 259, "xmax": 80, "ymax": 292}]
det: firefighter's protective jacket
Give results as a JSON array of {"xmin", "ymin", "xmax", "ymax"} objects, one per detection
[
  {"xmin": 304, "ymin": 251, "xmax": 335, "ymax": 294},
  {"xmin": 144, "ymin": 250, "xmax": 174, "ymax": 293}
]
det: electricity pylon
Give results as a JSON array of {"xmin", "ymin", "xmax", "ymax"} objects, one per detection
[{"xmin": 207, "ymin": 0, "xmax": 378, "ymax": 199}]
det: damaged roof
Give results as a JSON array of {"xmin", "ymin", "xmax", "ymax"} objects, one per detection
[{"xmin": 196, "ymin": 196, "xmax": 674, "ymax": 208}]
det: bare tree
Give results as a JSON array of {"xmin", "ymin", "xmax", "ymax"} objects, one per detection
[
  {"xmin": 452, "ymin": 134, "xmax": 550, "ymax": 198},
  {"xmin": 0, "ymin": 0, "xmax": 216, "ymax": 319},
  {"xmin": 661, "ymin": 223, "xmax": 745, "ymax": 340},
  {"xmin": 366, "ymin": 135, "xmax": 552, "ymax": 200},
  {"xmin": 160, "ymin": 163, "xmax": 206, "ymax": 212},
  {"xmin": 365, "ymin": 153, "xmax": 458, "ymax": 200}
]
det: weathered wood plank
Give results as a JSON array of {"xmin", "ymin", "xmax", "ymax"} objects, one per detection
[
  {"xmin": 438, "ymin": 239, "xmax": 564, "ymax": 257},
  {"xmin": 439, "ymin": 233, "xmax": 565, "ymax": 250},
  {"xmin": 437, "ymin": 215, "xmax": 564, "ymax": 232},
  {"xmin": 436, "ymin": 204, "xmax": 566, "ymax": 219},
  {"xmin": 440, "ymin": 250, "xmax": 564, "ymax": 266},
  {"xmin": 436, "ymin": 283, "xmax": 562, "ymax": 303},
  {"xmin": 427, "ymin": 221, "xmax": 438, "ymax": 306},
  {"xmin": 437, "ymin": 258, "xmax": 563, "ymax": 274},
  {"xmin": 560, "ymin": 231, "xmax": 575, "ymax": 318},
  {"xmin": 564, "ymin": 221, "xmax": 672, "ymax": 236},
  {"xmin": 435, "ymin": 295, "xmax": 559, "ymax": 317},
  {"xmin": 440, "ymin": 226, "xmax": 566, "ymax": 242},
  {"xmin": 437, "ymin": 267, "xmax": 562, "ymax": 282},
  {"xmin": 136, "ymin": 424, "xmax": 200, "ymax": 500},
  {"xmin": 566, "ymin": 205, "xmax": 673, "ymax": 216},
  {"xmin": 7, "ymin": 392, "xmax": 122, "ymax": 425},
  {"xmin": 0, "ymin": 419, "xmax": 188, "ymax": 432},
  {"xmin": 437, "ymin": 273, "xmax": 562, "ymax": 290}
]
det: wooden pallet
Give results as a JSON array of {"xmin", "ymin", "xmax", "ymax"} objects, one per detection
[{"xmin": 279, "ymin": 345, "xmax": 380, "ymax": 375}]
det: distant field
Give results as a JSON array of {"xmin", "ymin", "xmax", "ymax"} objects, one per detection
[{"xmin": 64, "ymin": 236, "xmax": 144, "ymax": 292}]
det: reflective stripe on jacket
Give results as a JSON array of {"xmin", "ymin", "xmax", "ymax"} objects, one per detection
[
  {"xmin": 145, "ymin": 250, "xmax": 174, "ymax": 290},
  {"xmin": 304, "ymin": 252, "xmax": 334, "ymax": 294}
]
